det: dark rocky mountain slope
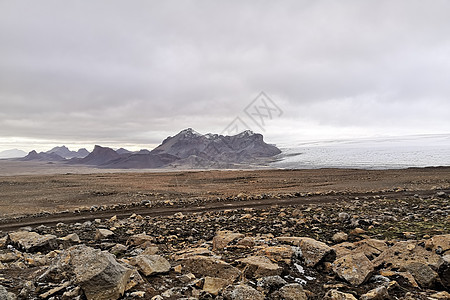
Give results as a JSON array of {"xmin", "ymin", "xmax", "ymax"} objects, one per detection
[{"xmin": 20, "ymin": 129, "xmax": 281, "ymax": 169}]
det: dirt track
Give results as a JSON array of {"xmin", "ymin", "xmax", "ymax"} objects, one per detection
[{"xmin": 0, "ymin": 167, "xmax": 449, "ymax": 230}]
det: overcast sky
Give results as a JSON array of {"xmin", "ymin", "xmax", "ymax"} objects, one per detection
[{"xmin": 1, "ymin": 0, "xmax": 449, "ymax": 152}]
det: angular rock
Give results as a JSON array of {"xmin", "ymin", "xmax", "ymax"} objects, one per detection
[
  {"xmin": 23, "ymin": 252, "xmax": 48, "ymax": 267},
  {"xmin": 438, "ymin": 254, "xmax": 450, "ymax": 289},
  {"xmin": 18, "ymin": 281, "xmax": 35, "ymax": 299},
  {"xmin": 401, "ymin": 262, "xmax": 439, "ymax": 288},
  {"xmin": 8, "ymin": 231, "xmax": 57, "ymax": 252},
  {"xmin": 173, "ymin": 247, "xmax": 212, "ymax": 260},
  {"xmin": 212, "ymin": 231, "xmax": 244, "ymax": 250},
  {"xmin": 127, "ymin": 233, "xmax": 154, "ymax": 247},
  {"xmin": 338, "ymin": 212, "xmax": 350, "ymax": 221},
  {"xmin": 332, "ymin": 232, "xmax": 348, "ymax": 243},
  {"xmin": 39, "ymin": 281, "xmax": 70, "ymax": 299},
  {"xmin": 94, "ymin": 228, "xmax": 114, "ymax": 240},
  {"xmin": 256, "ymin": 275, "xmax": 287, "ymax": 292},
  {"xmin": 59, "ymin": 233, "xmax": 80, "ymax": 243},
  {"xmin": 332, "ymin": 252, "xmax": 374, "ymax": 286},
  {"xmin": 271, "ymin": 283, "xmax": 307, "ymax": 300},
  {"xmin": 257, "ymin": 246, "xmax": 294, "ymax": 264},
  {"xmin": 430, "ymin": 291, "xmax": 450, "ymax": 299},
  {"xmin": 277, "ymin": 237, "xmax": 335, "ymax": 267},
  {"xmin": 203, "ymin": 276, "xmax": 230, "ymax": 295},
  {"xmin": 130, "ymin": 254, "xmax": 171, "ymax": 276},
  {"xmin": 238, "ymin": 256, "xmax": 282, "ymax": 278},
  {"xmin": 324, "ymin": 289, "xmax": 357, "ymax": 300},
  {"xmin": 0, "ymin": 236, "xmax": 7, "ymax": 249},
  {"xmin": 237, "ymin": 237, "xmax": 255, "ymax": 248},
  {"xmin": 333, "ymin": 239, "xmax": 387, "ymax": 260},
  {"xmin": 142, "ymin": 246, "xmax": 159, "ymax": 255},
  {"xmin": 373, "ymin": 240, "xmax": 441, "ymax": 269},
  {"xmin": 109, "ymin": 244, "xmax": 128, "ymax": 256},
  {"xmin": 62, "ymin": 286, "xmax": 81, "ymax": 299},
  {"xmin": 42, "ymin": 245, "xmax": 132, "ymax": 300},
  {"xmin": 360, "ymin": 286, "xmax": 389, "ymax": 300},
  {"xmin": 425, "ymin": 234, "xmax": 450, "ymax": 254},
  {"xmin": 125, "ymin": 269, "xmax": 145, "ymax": 291},
  {"xmin": 0, "ymin": 285, "xmax": 16, "ymax": 300},
  {"xmin": 180, "ymin": 255, "xmax": 240, "ymax": 282},
  {"xmin": 0, "ymin": 251, "xmax": 20, "ymax": 263},
  {"xmin": 223, "ymin": 284, "xmax": 264, "ymax": 300},
  {"xmin": 379, "ymin": 269, "xmax": 419, "ymax": 288}
]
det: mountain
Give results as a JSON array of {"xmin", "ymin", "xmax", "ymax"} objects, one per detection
[
  {"xmin": 21, "ymin": 150, "xmax": 66, "ymax": 162},
  {"xmin": 116, "ymin": 148, "xmax": 132, "ymax": 155},
  {"xmin": 46, "ymin": 146, "xmax": 89, "ymax": 159},
  {"xmin": 16, "ymin": 129, "xmax": 281, "ymax": 169},
  {"xmin": 74, "ymin": 145, "xmax": 121, "ymax": 165},
  {"xmin": 0, "ymin": 149, "xmax": 27, "ymax": 159},
  {"xmin": 135, "ymin": 149, "xmax": 151, "ymax": 155},
  {"xmin": 104, "ymin": 153, "xmax": 178, "ymax": 169},
  {"xmin": 151, "ymin": 128, "xmax": 281, "ymax": 163},
  {"xmin": 77, "ymin": 148, "xmax": 90, "ymax": 158}
]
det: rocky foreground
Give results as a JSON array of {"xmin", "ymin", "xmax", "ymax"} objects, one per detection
[{"xmin": 0, "ymin": 191, "xmax": 449, "ymax": 300}]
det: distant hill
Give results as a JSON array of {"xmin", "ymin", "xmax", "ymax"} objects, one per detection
[
  {"xmin": 46, "ymin": 146, "xmax": 89, "ymax": 158},
  {"xmin": 0, "ymin": 149, "xmax": 27, "ymax": 159},
  {"xmin": 116, "ymin": 148, "xmax": 132, "ymax": 155},
  {"xmin": 73, "ymin": 145, "xmax": 121, "ymax": 165},
  {"xmin": 21, "ymin": 150, "xmax": 66, "ymax": 162}
]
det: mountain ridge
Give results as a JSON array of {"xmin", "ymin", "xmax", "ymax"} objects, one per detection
[{"xmin": 19, "ymin": 129, "xmax": 281, "ymax": 169}]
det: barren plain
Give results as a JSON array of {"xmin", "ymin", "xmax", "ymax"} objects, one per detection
[{"xmin": 0, "ymin": 165, "xmax": 449, "ymax": 299}]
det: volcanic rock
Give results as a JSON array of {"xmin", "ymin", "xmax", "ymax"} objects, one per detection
[
  {"xmin": 438, "ymin": 254, "xmax": 450, "ymax": 289},
  {"xmin": 0, "ymin": 285, "xmax": 16, "ymax": 300},
  {"xmin": 256, "ymin": 245, "xmax": 294, "ymax": 264},
  {"xmin": 222, "ymin": 284, "xmax": 265, "ymax": 300},
  {"xmin": 425, "ymin": 234, "xmax": 450, "ymax": 254},
  {"xmin": 8, "ymin": 231, "xmax": 57, "ymax": 252},
  {"xmin": 324, "ymin": 289, "xmax": 358, "ymax": 300},
  {"xmin": 95, "ymin": 228, "xmax": 114, "ymax": 240},
  {"xmin": 238, "ymin": 256, "xmax": 283, "ymax": 278},
  {"xmin": 212, "ymin": 231, "xmax": 244, "ymax": 250},
  {"xmin": 130, "ymin": 254, "xmax": 171, "ymax": 276},
  {"xmin": 332, "ymin": 252, "xmax": 374, "ymax": 286},
  {"xmin": 360, "ymin": 286, "xmax": 389, "ymax": 300},
  {"xmin": 256, "ymin": 275, "xmax": 287, "ymax": 292},
  {"xmin": 277, "ymin": 236, "xmax": 335, "ymax": 267},
  {"xmin": 332, "ymin": 232, "xmax": 348, "ymax": 243},
  {"xmin": 180, "ymin": 255, "xmax": 240, "ymax": 282},
  {"xmin": 373, "ymin": 240, "xmax": 441, "ymax": 269},
  {"xmin": 402, "ymin": 262, "xmax": 439, "ymax": 288},
  {"xmin": 203, "ymin": 276, "xmax": 230, "ymax": 295},
  {"xmin": 333, "ymin": 239, "xmax": 388, "ymax": 260},
  {"xmin": 271, "ymin": 283, "xmax": 307, "ymax": 300},
  {"xmin": 42, "ymin": 245, "xmax": 132, "ymax": 300}
]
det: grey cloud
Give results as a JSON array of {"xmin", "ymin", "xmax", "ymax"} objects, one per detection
[{"xmin": 1, "ymin": 0, "xmax": 449, "ymax": 150}]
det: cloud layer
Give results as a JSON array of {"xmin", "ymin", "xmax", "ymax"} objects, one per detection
[{"xmin": 1, "ymin": 0, "xmax": 449, "ymax": 151}]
